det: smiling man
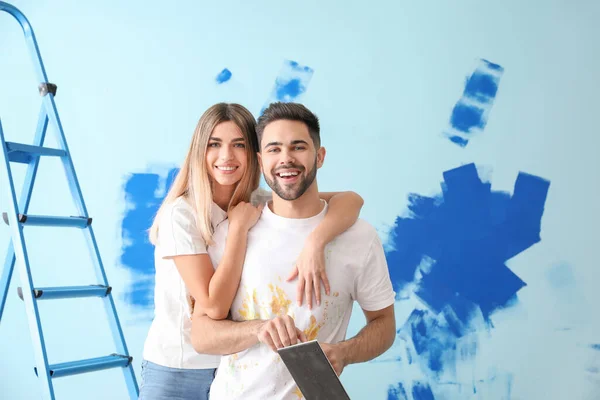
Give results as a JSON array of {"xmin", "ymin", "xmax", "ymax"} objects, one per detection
[{"xmin": 192, "ymin": 102, "xmax": 396, "ymax": 399}]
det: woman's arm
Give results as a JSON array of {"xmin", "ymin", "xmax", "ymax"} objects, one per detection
[
  {"xmin": 315, "ymin": 191, "xmax": 364, "ymax": 245},
  {"xmin": 173, "ymin": 202, "xmax": 262, "ymax": 320},
  {"xmin": 287, "ymin": 191, "xmax": 364, "ymax": 308}
]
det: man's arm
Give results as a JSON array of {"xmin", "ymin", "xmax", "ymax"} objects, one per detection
[
  {"xmin": 191, "ymin": 312, "xmax": 307, "ymax": 355},
  {"xmin": 191, "ymin": 313, "xmax": 263, "ymax": 355},
  {"xmin": 321, "ymin": 305, "xmax": 396, "ymax": 375}
]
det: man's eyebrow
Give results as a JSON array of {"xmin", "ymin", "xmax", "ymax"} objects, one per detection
[
  {"xmin": 290, "ymin": 140, "xmax": 309, "ymax": 146},
  {"xmin": 208, "ymin": 137, "xmax": 221, "ymax": 142},
  {"xmin": 264, "ymin": 141, "xmax": 283, "ymax": 148}
]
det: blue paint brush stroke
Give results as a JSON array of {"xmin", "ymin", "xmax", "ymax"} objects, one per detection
[
  {"xmin": 260, "ymin": 60, "xmax": 314, "ymax": 115},
  {"xmin": 387, "ymin": 382, "xmax": 408, "ymax": 400},
  {"xmin": 385, "ymin": 163, "xmax": 549, "ymax": 397},
  {"xmin": 591, "ymin": 344, "xmax": 600, "ymax": 351},
  {"xmin": 445, "ymin": 59, "xmax": 504, "ymax": 147},
  {"xmin": 120, "ymin": 168, "xmax": 179, "ymax": 308},
  {"xmin": 412, "ymin": 382, "xmax": 435, "ymax": 400},
  {"xmin": 216, "ymin": 68, "xmax": 232, "ymax": 84},
  {"xmin": 406, "ymin": 310, "xmax": 456, "ymax": 374}
]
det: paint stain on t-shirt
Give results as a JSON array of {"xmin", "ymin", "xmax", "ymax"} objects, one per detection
[
  {"xmin": 239, "ymin": 288, "xmax": 260, "ymax": 320},
  {"xmin": 304, "ymin": 315, "xmax": 325, "ymax": 341},
  {"xmin": 269, "ymin": 284, "xmax": 292, "ymax": 316},
  {"xmin": 293, "ymin": 386, "xmax": 304, "ymax": 399}
]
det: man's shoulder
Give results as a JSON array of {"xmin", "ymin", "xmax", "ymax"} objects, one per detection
[
  {"xmin": 335, "ymin": 218, "xmax": 379, "ymax": 246},
  {"xmin": 250, "ymin": 187, "xmax": 271, "ymax": 206}
]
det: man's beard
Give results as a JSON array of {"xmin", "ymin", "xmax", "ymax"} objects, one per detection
[{"xmin": 264, "ymin": 158, "xmax": 317, "ymax": 201}]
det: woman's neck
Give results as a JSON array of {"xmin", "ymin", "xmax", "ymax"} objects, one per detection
[{"xmin": 212, "ymin": 183, "xmax": 236, "ymax": 211}]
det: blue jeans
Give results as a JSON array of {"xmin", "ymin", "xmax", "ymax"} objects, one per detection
[{"xmin": 138, "ymin": 360, "xmax": 216, "ymax": 400}]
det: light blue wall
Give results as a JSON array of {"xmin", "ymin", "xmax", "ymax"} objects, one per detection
[{"xmin": 1, "ymin": 1, "xmax": 599, "ymax": 399}]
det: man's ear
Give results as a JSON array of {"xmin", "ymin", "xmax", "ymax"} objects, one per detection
[
  {"xmin": 317, "ymin": 147, "xmax": 326, "ymax": 169},
  {"xmin": 257, "ymin": 151, "xmax": 263, "ymax": 173}
]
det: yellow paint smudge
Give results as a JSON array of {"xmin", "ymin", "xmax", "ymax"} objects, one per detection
[
  {"xmin": 293, "ymin": 386, "xmax": 304, "ymax": 399},
  {"xmin": 269, "ymin": 284, "xmax": 292, "ymax": 316},
  {"xmin": 304, "ymin": 315, "xmax": 324, "ymax": 341},
  {"xmin": 239, "ymin": 289, "xmax": 260, "ymax": 320}
]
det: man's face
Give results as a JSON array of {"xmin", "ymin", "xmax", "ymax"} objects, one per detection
[{"xmin": 259, "ymin": 120, "xmax": 325, "ymax": 201}]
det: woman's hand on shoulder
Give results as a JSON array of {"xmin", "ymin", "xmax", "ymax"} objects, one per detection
[
  {"xmin": 287, "ymin": 237, "xmax": 331, "ymax": 309},
  {"xmin": 228, "ymin": 202, "xmax": 264, "ymax": 232}
]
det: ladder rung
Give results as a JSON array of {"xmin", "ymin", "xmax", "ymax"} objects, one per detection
[
  {"xmin": 2, "ymin": 212, "xmax": 91, "ymax": 228},
  {"xmin": 35, "ymin": 354, "xmax": 133, "ymax": 379},
  {"xmin": 17, "ymin": 285, "xmax": 112, "ymax": 301},
  {"xmin": 5, "ymin": 141, "xmax": 67, "ymax": 164}
]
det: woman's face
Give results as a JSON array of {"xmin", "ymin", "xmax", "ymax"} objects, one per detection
[{"xmin": 205, "ymin": 121, "xmax": 248, "ymax": 188}]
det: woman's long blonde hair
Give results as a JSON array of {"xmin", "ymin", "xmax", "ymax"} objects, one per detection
[{"xmin": 149, "ymin": 103, "xmax": 260, "ymax": 246}]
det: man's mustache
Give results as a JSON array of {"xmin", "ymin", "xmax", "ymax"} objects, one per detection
[{"xmin": 272, "ymin": 164, "xmax": 305, "ymax": 174}]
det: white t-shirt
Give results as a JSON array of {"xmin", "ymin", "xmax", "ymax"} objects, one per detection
[
  {"xmin": 142, "ymin": 189, "xmax": 271, "ymax": 369},
  {"xmin": 208, "ymin": 200, "xmax": 396, "ymax": 399}
]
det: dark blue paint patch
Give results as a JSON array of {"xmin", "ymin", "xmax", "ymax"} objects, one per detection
[
  {"xmin": 387, "ymin": 382, "xmax": 408, "ymax": 400},
  {"xmin": 120, "ymin": 168, "xmax": 179, "ymax": 308},
  {"xmin": 287, "ymin": 60, "xmax": 313, "ymax": 72},
  {"xmin": 449, "ymin": 135, "xmax": 469, "ymax": 147},
  {"xmin": 483, "ymin": 59, "xmax": 503, "ymax": 71},
  {"xmin": 276, "ymin": 79, "xmax": 303, "ymax": 99},
  {"xmin": 591, "ymin": 344, "xmax": 600, "ymax": 351},
  {"xmin": 406, "ymin": 345, "xmax": 414, "ymax": 364},
  {"xmin": 412, "ymin": 382, "xmax": 435, "ymax": 400},
  {"xmin": 445, "ymin": 59, "xmax": 504, "ymax": 146},
  {"xmin": 464, "ymin": 72, "xmax": 499, "ymax": 102},
  {"xmin": 124, "ymin": 278, "xmax": 155, "ymax": 309},
  {"xmin": 261, "ymin": 60, "xmax": 314, "ymax": 115},
  {"xmin": 216, "ymin": 68, "xmax": 232, "ymax": 84},
  {"xmin": 386, "ymin": 163, "xmax": 549, "ymax": 323},
  {"xmin": 450, "ymin": 103, "xmax": 485, "ymax": 132}
]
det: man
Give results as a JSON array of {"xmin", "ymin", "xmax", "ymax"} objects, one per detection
[{"xmin": 192, "ymin": 102, "xmax": 396, "ymax": 399}]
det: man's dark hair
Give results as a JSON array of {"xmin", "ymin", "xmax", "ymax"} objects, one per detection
[{"xmin": 256, "ymin": 102, "xmax": 320, "ymax": 149}]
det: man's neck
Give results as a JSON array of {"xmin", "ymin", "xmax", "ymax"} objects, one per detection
[{"xmin": 270, "ymin": 183, "xmax": 323, "ymax": 219}]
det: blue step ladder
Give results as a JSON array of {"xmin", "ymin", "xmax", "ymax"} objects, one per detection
[{"xmin": 0, "ymin": 2, "xmax": 139, "ymax": 399}]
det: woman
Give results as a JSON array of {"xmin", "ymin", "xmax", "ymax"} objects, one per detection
[{"xmin": 139, "ymin": 103, "xmax": 363, "ymax": 399}]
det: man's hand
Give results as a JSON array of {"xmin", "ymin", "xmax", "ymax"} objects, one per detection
[
  {"xmin": 319, "ymin": 342, "xmax": 347, "ymax": 376},
  {"xmin": 257, "ymin": 315, "xmax": 308, "ymax": 352}
]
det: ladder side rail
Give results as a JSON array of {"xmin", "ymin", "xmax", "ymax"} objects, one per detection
[
  {"xmin": 0, "ymin": 105, "xmax": 48, "ymax": 320},
  {"xmin": 84, "ymin": 227, "xmax": 140, "ymax": 397},
  {"xmin": 0, "ymin": 2, "xmax": 50, "ymax": 85},
  {"xmin": 0, "ymin": 120, "xmax": 55, "ymax": 399}
]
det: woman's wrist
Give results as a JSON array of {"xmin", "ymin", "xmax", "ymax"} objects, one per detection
[
  {"xmin": 228, "ymin": 222, "xmax": 249, "ymax": 235},
  {"xmin": 306, "ymin": 230, "xmax": 327, "ymax": 250}
]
